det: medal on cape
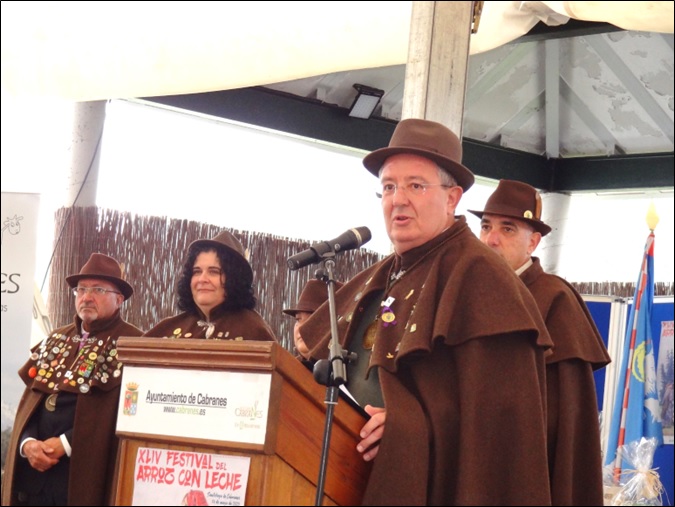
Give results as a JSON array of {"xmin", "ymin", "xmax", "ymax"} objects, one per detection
[
  {"xmin": 381, "ymin": 308, "xmax": 396, "ymax": 326},
  {"xmin": 78, "ymin": 361, "xmax": 95, "ymax": 378},
  {"xmin": 363, "ymin": 319, "xmax": 378, "ymax": 350},
  {"xmin": 379, "ymin": 296, "xmax": 397, "ymax": 327},
  {"xmin": 380, "ymin": 297, "xmax": 397, "ymax": 327},
  {"xmin": 45, "ymin": 393, "xmax": 58, "ymax": 412}
]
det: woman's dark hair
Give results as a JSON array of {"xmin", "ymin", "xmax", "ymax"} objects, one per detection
[{"xmin": 176, "ymin": 244, "xmax": 257, "ymax": 313}]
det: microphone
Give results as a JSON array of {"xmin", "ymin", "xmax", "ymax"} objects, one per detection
[{"xmin": 287, "ymin": 227, "xmax": 372, "ymax": 271}]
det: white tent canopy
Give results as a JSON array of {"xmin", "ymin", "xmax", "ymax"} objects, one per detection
[{"xmin": 2, "ymin": 1, "xmax": 673, "ymax": 101}]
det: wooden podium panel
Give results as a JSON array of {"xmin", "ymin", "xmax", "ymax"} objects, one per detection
[{"xmin": 113, "ymin": 338, "xmax": 372, "ymax": 506}]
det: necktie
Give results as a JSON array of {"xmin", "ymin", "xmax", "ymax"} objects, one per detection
[{"xmin": 79, "ymin": 332, "xmax": 90, "ymax": 350}]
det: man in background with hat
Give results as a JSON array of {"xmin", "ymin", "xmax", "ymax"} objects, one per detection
[
  {"xmin": 300, "ymin": 119, "xmax": 554, "ymax": 505},
  {"xmin": 283, "ymin": 278, "xmax": 344, "ymax": 360},
  {"xmin": 284, "ymin": 277, "xmax": 385, "ymax": 409},
  {"xmin": 471, "ymin": 179, "xmax": 611, "ymax": 506},
  {"xmin": 2, "ymin": 253, "xmax": 143, "ymax": 506}
]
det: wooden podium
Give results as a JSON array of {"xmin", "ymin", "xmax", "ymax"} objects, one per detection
[{"xmin": 113, "ymin": 338, "xmax": 372, "ymax": 506}]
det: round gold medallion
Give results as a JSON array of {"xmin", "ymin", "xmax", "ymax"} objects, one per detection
[
  {"xmin": 45, "ymin": 393, "xmax": 58, "ymax": 412},
  {"xmin": 381, "ymin": 311, "xmax": 396, "ymax": 323},
  {"xmin": 363, "ymin": 320, "xmax": 378, "ymax": 350}
]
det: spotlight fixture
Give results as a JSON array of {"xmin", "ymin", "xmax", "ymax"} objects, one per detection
[{"xmin": 348, "ymin": 83, "xmax": 385, "ymax": 119}]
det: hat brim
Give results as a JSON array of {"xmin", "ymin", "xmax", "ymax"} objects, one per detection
[
  {"xmin": 282, "ymin": 304, "xmax": 315, "ymax": 317},
  {"xmin": 363, "ymin": 147, "xmax": 475, "ymax": 192},
  {"xmin": 65, "ymin": 274, "xmax": 134, "ymax": 300},
  {"xmin": 189, "ymin": 239, "xmax": 253, "ymax": 281},
  {"xmin": 468, "ymin": 209, "xmax": 552, "ymax": 236}
]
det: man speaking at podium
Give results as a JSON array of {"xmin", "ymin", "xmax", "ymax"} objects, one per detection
[{"xmin": 299, "ymin": 119, "xmax": 554, "ymax": 505}]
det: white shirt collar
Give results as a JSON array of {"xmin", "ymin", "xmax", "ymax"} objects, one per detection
[{"xmin": 515, "ymin": 257, "xmax": 533, "ymax": 276}]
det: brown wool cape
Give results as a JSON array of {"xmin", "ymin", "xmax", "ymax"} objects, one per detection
[
  {"xmin": 2, "ymin": 311, "xmax": 143, "ymax": 506},
  {"xmin": 301, "ymin": 217, "xmax": 554, "ymax": 505},
  {"xmin": 144, "ymin": 304, "xmax": 277, "ymax": 341},
  {"xmin": 521, "ymin": 257, "xmax": 611, "ymax": 506}
]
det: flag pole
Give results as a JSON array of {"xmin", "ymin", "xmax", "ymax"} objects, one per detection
[
  {"xmin": 611, "ymin": 203, "xmax": 660, "ymax": 483},
  {"xmin": 612, "ymin": 234, "xmax": 652, "ymax": 481}
]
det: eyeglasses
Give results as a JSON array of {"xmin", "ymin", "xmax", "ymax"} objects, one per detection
[
  {"xmin": 73, "ymin": 287, "xmax": 120, "ymax": 297},
  {"xmin": 376, "ymin": 182, "xmax": 452, "ymax": 198}
]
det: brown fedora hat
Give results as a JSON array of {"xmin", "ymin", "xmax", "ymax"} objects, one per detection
[
  {"xmin": 65, "ymin": 253, "xmax": 134, "ymax": 300},
  {"xmin": 189, "ymin": 230, "xmax": 253, "ymax": 280},
  {"xmin": 283, "ymin": 279, "xmax": 344, "ymax": 316},
  {"xmin": 362, "ymin": 118, "xmax": 475, "ymax": 191},
  {"xmin": 468, "ymin": 179, "xmax": 552, "ymax": 236}
]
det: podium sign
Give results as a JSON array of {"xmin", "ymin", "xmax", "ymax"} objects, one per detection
[
  {"xmin": 113, "ymin": 338, "xmax": 372, "ymax": 506},
  {"xmin": 117, "ymin": 366, "xmax": 271, "ymax": 445},
  {"xmin": 131, "ymin": 447, "xmax": 251, "ymax": 506}
]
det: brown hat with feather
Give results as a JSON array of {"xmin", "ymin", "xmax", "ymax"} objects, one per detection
[{"xmin": 469, "ymin": 179, "xmax": 552, "ymax": 236}]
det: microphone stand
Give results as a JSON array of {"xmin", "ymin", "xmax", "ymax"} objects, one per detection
[{"xmin": 311, "ymin": 255, "xmax": 354, "ymax": 506}]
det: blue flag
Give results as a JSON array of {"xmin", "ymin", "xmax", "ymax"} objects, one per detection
[{"xmin": 605, "ymin": 232, "xmax": 663, "ymax": 476}]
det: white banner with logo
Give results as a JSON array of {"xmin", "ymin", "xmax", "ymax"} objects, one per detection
[
  {"xmin": 116, "ymin": 366, "xmax": 271, "ymax": 445},
  {"xmin": 1, "ymin": 192, "xmax": 40, "ymax": 429}
]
